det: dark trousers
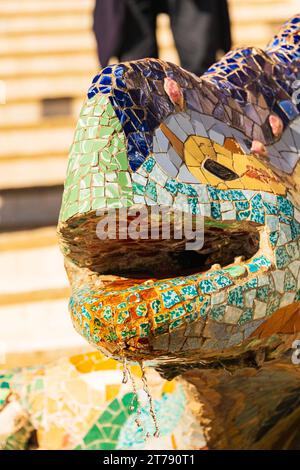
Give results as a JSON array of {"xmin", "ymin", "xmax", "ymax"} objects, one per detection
[{"xmin": 93, "ymin": 0, "xmax": 231, "ymax": 76}]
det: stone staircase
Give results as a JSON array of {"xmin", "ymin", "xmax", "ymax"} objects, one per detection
[
  {"xmin": 0, "ymin": 0, "xmax": 298, "ymax": 368},
  {"xmin": 0, "ymin": 226, "xmax": 90, "ymax": 368},
  {"xmin": 0, "ymin": 0, "xmax": 96, "ymax": 190}
]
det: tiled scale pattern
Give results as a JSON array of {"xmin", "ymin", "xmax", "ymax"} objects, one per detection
[
  {"xmin": 58, "ymin": 15, "xmax": 300, "ymax": 361},
  {"xmin": 0, "ymin": 352, "xmax": 202, "ymax": 450}
]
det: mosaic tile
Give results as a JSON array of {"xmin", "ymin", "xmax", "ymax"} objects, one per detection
[
  {"xmin": 0, "ymin": 352, "xmax": 200, "ymax": 450},
  {"xmin": 224, "ymin": 306, "xmax": 243, "ymax": 324}
]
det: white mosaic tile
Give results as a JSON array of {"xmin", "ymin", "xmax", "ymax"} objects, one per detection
[{"xmin": 253, "ymin": 299, "xmax": 267, "ymax": 319}]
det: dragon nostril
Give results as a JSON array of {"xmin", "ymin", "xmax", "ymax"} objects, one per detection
[
  {"xmin": 269, "ymin": 114, "xmax": 283, "ymax": 137},
  {"xmin": 163, "ymin": 77, "xmax": 184, "ymax": 109},
  {"xmin": 203, "ymin": 159, "xmax": 240, "ymax": 181},
  {"xmin": 251, "ymin": 140, "xmax": 268, "ymax": 157}
]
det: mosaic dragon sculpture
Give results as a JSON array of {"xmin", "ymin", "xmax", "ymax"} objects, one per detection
[{"xmin": 3, "ymin": 15, "xmax": 297, "ymax": 449}]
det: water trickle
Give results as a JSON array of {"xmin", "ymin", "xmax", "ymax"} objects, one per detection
[
  {"xmin": 140, "ymin": 362, "xmax": 160, "ymax": 438},
  {"xmin": 122, "ymin": 357, "xmax": 129, "ymax": 384},
  {"xmin": 127, "ymin": 367, "xmax": 143, "ymax": 430},
  {"xmin": 135, "ymin": 414, "xmax": 142, "ymax": 428},
  {"xmin": 122, "ymin": 358, "xmax": 160, "ymax": 439}
]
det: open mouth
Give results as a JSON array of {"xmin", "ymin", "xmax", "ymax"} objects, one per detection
[{"xmin": 61, "ymin": 211, "xmax": 261, "ymax": 282}]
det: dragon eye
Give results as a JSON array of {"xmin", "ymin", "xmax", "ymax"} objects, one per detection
[{"xmin": 203, "ymin": 159, "xmax": 239, "ymax": 181}]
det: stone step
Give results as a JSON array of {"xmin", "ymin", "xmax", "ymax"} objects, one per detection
[
  {"xmin": 0, "ymin": 0, "xmax": 92, "ymax": 16},
  {"xmin": 0, "ymin": 243, "xmax": 67, "ymax": 298},
  {"xmin": 0, "ymin": 226, "xmax": 58, "ymax": 251},
  {"xmin": 4, "ymin": 74, "xmax": 91, "ymax": 103},
  {"xmin": 230, "ymin": 5, "xmax": 298, "ymax": 23},
  {"xmin": 0, "ymin": 12, "xmax": 91, "ymax": 36},
  {"xmin": 0, "ymin": 121, "xmax": 74, "ymax": 158},
  {"xmin": 0, "ymin": 156, "xmax": 67, "ymax": 189},
  {"xmin": 232, "ymin": 24, "xmax": 280, "ymax": 48},
  {"xmin": 1, "ymin": 31, "xmax": 94, "ymax": 57},
  {"xmin": 0, "ymin": 97, "xmax": 83, "ymax": 127},
  {"xmin": 0, "ymin": 53, "xmax": 98, "ymax": 79},
  {"xmin": 0, "ymin": 186, "xmax": 62, "ymax": 230},
  {"xmin": 0, "ymin": 298, "xmax": 91, "ymax": 369},
  {"xmin": 0, "ymin": 227, "xmax": 88, "ymax": 368}
]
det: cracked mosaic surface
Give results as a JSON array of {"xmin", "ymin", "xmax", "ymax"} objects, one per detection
[{"xmin": 58, "ymin": 15, "xmax": 300, "ymax": 363}]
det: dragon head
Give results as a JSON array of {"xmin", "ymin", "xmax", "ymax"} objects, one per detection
[{"xmin": 58, "ymin": 16, "xmax": 300, "ymax": 371}]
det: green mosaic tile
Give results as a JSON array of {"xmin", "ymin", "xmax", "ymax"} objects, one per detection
[
  {"xmin": 228, "ymin": 286, "xmax": 244, "ymax": 307},
  {"xmin": 211, "ymin": 305, "xmax": 226, "ymax": 321},
  {"xmin": 286, "ymin": 241, "xmax": 299, "ymax": 260},
  {"xmin": 284, "ymin": 270, "xmax": 297, "ymax": 291},
  {"xmin": 136, "ymin": 303, "xmax": 147, "ymax": 317},
  {"xmin": 132, "ymin": 182, "xmax": 145, "ymax": 196},
  {"xmin": 92, "ymin": 173, "xmax": 104, "ymax": 186},
  {"xmin": 180, "ymin": 285, "xmax": 198, "ymax": 299},
  {"xmin": 77, "ymin": 393, "xmax": 138, "ymax": 450},
  {"xmin": 92, "ymin": 187, "xmax": 105, "ymax": 198},
  {"xmin": 115, "ymin": 152, "xmax": 128, "ymax": 170},
  {"xmin": 140, "ymin": 322, "xmax": 150, "ymax": 337},
  {"xmin": 154, "ymin": 313, "xmax": 170, "ymax": 324},
  {"xmin": 275, "ymin": 246, "xmax": 290, "ymax": 269},
  {"xmin": 92, "ymin": 198, "xmax": 106, "ymax": 210},
  {"xmin": 170, "ymin": 306, "xmax": 186, "ymax": 320},
  {"xmin": 198, "ymin": 279, "xmax": 216, "ymax": 294},
  {"xmin": 145, "ymin": 180, "xmax": 157, "ymax": 200},
  {"xmin": 151, "ymin": 299, "xmax": 161, "ymax": 314},
  {"xmin": 214, "ymin": 275, "xmax": 233, "ymax": 288},
  {"xmin": 161, "ymin": 290, "xmax": 182, "ymax": 308},
  {"xmin": 107, "ymin": 198, "xmax": 123, "ymax": 209},
  {"xmin": 224, "ymin": 265, "xmax": 247, "ymax": 278},
  {"xmin": 118, "ymin": 172, "xmax": 131, "ymax": 187},
  {"xmin": 106, "ymin": 183, "xmax": 119, "ymax": 198},
  {"xmin": 238, "ymin": 308, "xmax": 253, "ymax": 325},
  {"xmin": 170, "ymin": 318, "xmax": 184, "ymax": 330},
  {"xmin": 256, "ymin": 285, "xmax": 270, "ymax": 301},
  {"xmin": 266, "ymin": 292, "xmax": 281, "ymax": 316},
  {"xmin": 142, "ymin": 156, "xmax": 155, "ymax": 173},
  {"xmin": 99, "ymin": 127, "xmax": 114, "ymax": 138}
]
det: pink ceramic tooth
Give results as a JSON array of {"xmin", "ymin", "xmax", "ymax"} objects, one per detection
[
  {"xmin": 269, "ymin": 114, "xmax": 283, "ymax": 137},
  {"xmin": 251, "ymin": 140, "xmax": 268, "ymax": 157},
  {"xmin": 164, "ymin": 77, "xmax": 184, "ymax": 109}
]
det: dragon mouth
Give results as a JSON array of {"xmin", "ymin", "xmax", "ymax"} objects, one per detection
[
  {"xmin": 61, "ymin": 209, "xmax": 272, "ymax": 366},
  {"xmin": 62, "ymin": 211, "xmax": 261, "ymax": 281},
  {"xmin": 94, "ymin": 221, "xmax": 259, "ymax": 281}
]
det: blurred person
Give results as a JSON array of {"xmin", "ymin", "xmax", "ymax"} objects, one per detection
[{"xmin": 93, "ymin": 0, "xmax": 231, "ymax": 76}]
